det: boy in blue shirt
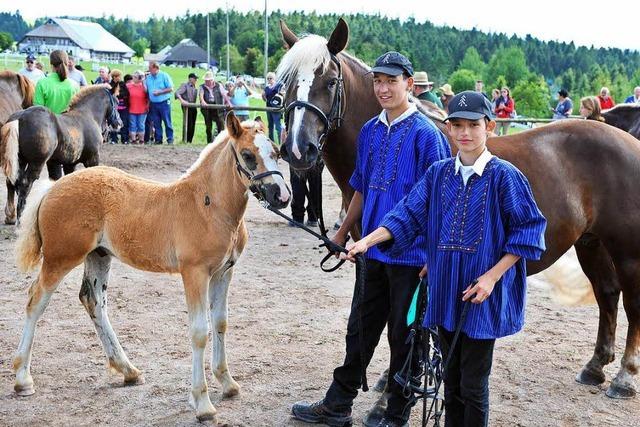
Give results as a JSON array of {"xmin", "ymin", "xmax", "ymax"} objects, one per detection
[{"xmin": 343, "ymin": 91, "xmax": 547, "ymax": 426}]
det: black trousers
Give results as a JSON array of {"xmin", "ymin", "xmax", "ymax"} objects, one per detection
[
  {"xmin": 324, "ymin": 260, "xmax": 422, "ymax": 422},
  {"xmin": 182, "ymin": 106, "xmax": 197, "ymax": 143},
  {"xmin": 289, "ymin": 166, "xmax": 320, "ymax": 223},
  {"xmin": 438, "ymin": 328, "xmax": 496, "ymax": 427},
  {"xmin": 201, "ymin": 109, "xmax": 224, "ymax": 143}
]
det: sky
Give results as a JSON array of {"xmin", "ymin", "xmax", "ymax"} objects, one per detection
[{"xmin": 4, "ymin": 1, "xmax": 638, "ymax": 51}]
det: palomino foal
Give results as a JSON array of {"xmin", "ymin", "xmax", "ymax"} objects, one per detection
[{"xmin": 12, "ymin": 113, "xmax": 290, "ymax": 422}]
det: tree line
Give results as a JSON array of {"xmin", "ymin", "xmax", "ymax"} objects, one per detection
[{"xmin": 2, "ymin": 10, "xmax": 639, "ymax": 117}]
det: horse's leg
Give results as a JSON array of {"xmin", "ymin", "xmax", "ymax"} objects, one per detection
[
  {"xmin": 16, "ymin": 163, "xmax": 43, "ymax": 220},
  {"xmin": 13, "ymin": 261, "xmax": 70, "ymax": 396},
  {"xmin": 209, "ymin": 267, "xmax": 240, "ymax": 398},
  {"xmin": 5, "ymin": 178, "xmax": 17, "ymax": 224},
  {"xmin": 62, "ymin": 164, "xmax": 76, "ymax": 175},
  {"xmin": 78, "ymin": 251, "xmax": 143, "ymax": 385},
  {"xmin": 182, "ymin": 266, "xmax": 216, "ymax": 421},
  {"xmin": 46, "ymin": 161, "xmax": 63, "ymax": 180},
  {"xmin": 574, "ymin": 237, "xmax": 621, "ymax": 386},
  {"xmin": 607, "ymin": 255, "xmax": 640, "ymax": 398}
]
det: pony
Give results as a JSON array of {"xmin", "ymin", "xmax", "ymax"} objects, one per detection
[
  {"xmin": 11, "ymin": 113, "xmax": 291, "ymax": 423},
  {"xmin": 277, "ymin": 18, "xmax": 640, "ymax": 400},
  {"xmin": 603, "ymin": 103, "xmax": 640, "ymax": 140},
  {"xmin": 0, "ymin": 84, "xmax": 122, "ymax": 224}
]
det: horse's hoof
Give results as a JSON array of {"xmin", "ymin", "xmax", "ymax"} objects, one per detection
[
  {"xmin": 4, "ymin": 217, "xmax": 15, "ymax": 225},
  {"xmin": 124, "ymin": 375, "xmax": 145, "ymax": 386},
  {"xmin": 576, "ymin": 367, "xmax": 606, "ymax": 386},
  {"xmin": 606, "ymin": 383, "xmax": 636, "ymax": 399},
  {"xmin": 222, "ymin": 386, "xmax": 240, "ymax": 398},
  {"xmin": 196, "ymin": 412, "xmax": 217, "ymax": 422},
  {"xmin": 14, "ymin": 383, "xmax": 35, "ymax": 396},
  {"xmin": 362, "ymin": 403, "xmax": 386, "ymax": 427},
  {"xmin": 373, "ymin": 376, "xmax": 387, "ymax": 393}
]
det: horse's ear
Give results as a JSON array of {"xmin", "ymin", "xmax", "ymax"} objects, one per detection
[
  {"xmin": 327, "ymin": 18, "xmax": 349, "ymax": 55},
  {"xmin": 226, "ymin": 111, "xmax": 243, "ymax": 139},
  {"xmin": 280, "ymin": 20, "xmax": 299, "ymax": 49}
]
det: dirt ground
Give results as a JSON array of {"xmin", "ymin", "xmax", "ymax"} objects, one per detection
[{"xmin": 0, "ymin": 144, "xmax": 638, "ymax": 427}]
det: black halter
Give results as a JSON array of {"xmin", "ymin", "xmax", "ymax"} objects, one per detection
[
  {"xmin": 283, "ymin": 53, "xmax": 345, "ymax": 151},
  {"xmin": 229, "ymin": 143, "xmax": 284, "ymax": 198},
  {"xmin": 104, "ymin": 88, "xmax": 120, "ymax": 127}
]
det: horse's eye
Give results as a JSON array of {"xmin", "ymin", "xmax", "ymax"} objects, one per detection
[{"xmin": 328, "ymin": 80, "xmax": 337, "ymax": 88}]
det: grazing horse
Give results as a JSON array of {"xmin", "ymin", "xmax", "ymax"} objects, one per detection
[
  {"xmin": 277, "ymin": 18, "xmax": 640, "ymax": 399},
  {"xmin": 0, "ymin": 84, "xmax": 122, "ymax": 223},
  {"xmin": 0, "ymin": 71, "xmax": 34, "ymax": 224},
  {"xmin": 603, "ymin": 103, "xmax": 640, "ymax": 140},
  {"xmin": 12, "ymin": 113, "xmax": 291, "ymax": 422}
]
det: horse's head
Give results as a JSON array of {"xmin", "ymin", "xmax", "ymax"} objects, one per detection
[
  {"xmin": 226, "ymin": 112, "xmax": 291, "ymax": 209},
  {"xmin": 277, "ymin": 18, "xmax": 349, "ymax": 171},
  {"xmin": 104, "ymin": 88, "xmax": 123, "ymax": 131}
]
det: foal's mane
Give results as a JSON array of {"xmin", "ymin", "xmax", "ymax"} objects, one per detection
[{"xmin": 67, "ymin": 84, "xmax": 111, "ymax": 110}]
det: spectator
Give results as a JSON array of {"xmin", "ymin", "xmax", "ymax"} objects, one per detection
[
  {"xmin": 94, "ymin": 66, "xmax": 111, "ymax": 85},
  {"xmin": 262, "ymin": 71, "xmax": 284, "ymax": 143},
  {"xmin": 175, "ymin": 73, "xmax": 199, "ymax": 143},
  {"xmin": 67, "ymin": 56, "xmax": 88, "ymax": 87},
  {"xmin": 146, "ymin": 61, "xmax": 174, "ymax": 144},
  {"xmin": 551, "ymin": 89, "xmax": 573, "ymax": 120},
  {"xmin": 17, "ymin": 53, "xmax": 45, "ymax": 83},
  {"xmin": 109, "ymin": 69, "xmax": 130, "ymax": 144},
  {"xmin": 228, "ymin": 75, "xmax": 253, "ymax": 121},
  {"xmin": 597, "ymin": 87, "xmax": 615, "ymax": 110},
  {"xmin": 494, "ymin": 86, "xmax": 515, "ymax": 136},
  {"xmin": 412, "ymin": 71, "xmax": 443, "ymax": 108},
  {"xmin": 199, "ymin": 71, "xmax": 228, "ymax": 144},
  {"xmin": 475, "ymin": 79, "xmax": 489, "ymax": 99},
  {"xmin": 126, "ymin": 70, "xmax": 149, "ymax": 145},
  {"xmin": 624, "ymin": 87, "xmax": 640, "ymax": 104},
  {"xmin": 439, "ymin": 83, "xmax": 455, "ymax": 112},
  {"xmin": 579, "ymin": 96, "xmax": 605, "ymax": 122},
  {"xmin": 490, "ymin": 88, "xmax": 500, "ymax": 116},
  {"xmin": 33, "ymin": 50, "xmax": 79, "ymax": 114}
]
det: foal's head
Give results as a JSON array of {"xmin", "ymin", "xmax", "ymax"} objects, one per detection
[{"xmin": 226, "ymin": 113, "xmax": 291, "ymax": 209}]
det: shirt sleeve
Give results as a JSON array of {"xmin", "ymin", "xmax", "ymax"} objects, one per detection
[
  {"xmin": 348, "ymin": 125, "xmax": 368, "ymax": 193},
  {"xmin": 416, "ymin": 123, "xmax": 451, "ymax": 178},
  {"xmin": 500, "ymin": 166, "xmax": 547, "ymax": 260}
]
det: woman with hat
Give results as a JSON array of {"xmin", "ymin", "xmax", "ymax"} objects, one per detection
[
  {"xmin": 33, "ymin": 50, "xmax": 79, "ymax": 114},
  {"xmin": 175, "ymin": 73, "xmax": 199, "ymax": 143},
  {"xmin": 413, "ymin": 71, "xmax": 443, "ymax": 108},
  {"xmin": 199, "ymin": 71, "xmax": 228, "ymax": 144},
  {"xmin": 439, "ymin": 83, "xmax": 455, "ymax": 112},
  {"xmin": 551, "ymin": 89, "xmax": 573, "ymax": 120}
]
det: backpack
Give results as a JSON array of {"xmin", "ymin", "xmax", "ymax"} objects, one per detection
[{"xmin": 269, "ymin": 92, "xmax": 284, "ymax": 109}]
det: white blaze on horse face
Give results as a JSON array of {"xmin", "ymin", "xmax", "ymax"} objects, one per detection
[
  {"xmin": 254, "ymin": 133, "xmax": 291, "ymax": 203},
  {"xmin": 291, "ymin": 70, "xmax": 315, "ymax": 160}
]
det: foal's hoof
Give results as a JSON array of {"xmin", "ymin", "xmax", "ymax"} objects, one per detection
[
  {"xmin": 14, "ymin": 383, "xmax": 35, "ymax": 396},
  {"xmin": 4, "ymin": 217, "xmax": 15, "ymax": 225},
  {"xmin": 196, "ymin": 412, "xmax": 217, "ymax": 423},
  {"xmin": 606, "ymin": 383, "xmax": 637, "ymax": 399},
  {"xmin": 222, "ymin": 382, "xmax": 240, "ymax": 398},
  {"xmin": 576, "ymin": 367, "xmax": 606, "ymax": 386},
  {"xmin": 124, "ymin": 375, "xmax": 145, "ymax": 386}
]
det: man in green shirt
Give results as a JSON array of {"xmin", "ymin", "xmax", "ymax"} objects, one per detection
[
  {"xmin": 413, "ymin": 71, "xmax": 443, "ymax": 109},
  {"xmin": 34, "ymin": 50, "xmax": 79, "ymax": 114}
]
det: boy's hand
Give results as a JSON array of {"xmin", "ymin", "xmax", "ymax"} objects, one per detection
[
  {"xmin": 419, "ymin": 264, "xmax": 427, "ymax": 278},
  {"xmin": 462, "ymin": 275, "xmax": 497, "ymax": 304},
  {"xmin": 340, "ymin": 239, "xmax": 368, "ymax": 262}
]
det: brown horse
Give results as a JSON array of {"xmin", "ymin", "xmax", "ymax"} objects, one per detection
[
  {"xmin": 0, "ymin": 84, "xmax": 122, "ymax": 224},
  {"xmin": 0, "ymin": 70, "xmax": 34, "ymax": 224},
  {"xmin": 278, "ymin": 18, "xmax": 640, "ymax": 399},
  {"xmin": 603, "ymin": 103, "xmax": 640, "ymax": 139},
  {"xmin": 11, "ymin": 113, "xmax": 291, "ymax": 422}
]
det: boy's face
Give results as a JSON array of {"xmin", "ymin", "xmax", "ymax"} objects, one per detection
[
  {"xmin": 373, "ymin": 72, "xmax": 412, "ymax": 111},
  {"xmin": 447, "ymin": 118, "xmax": 496, "ymax": 155}
]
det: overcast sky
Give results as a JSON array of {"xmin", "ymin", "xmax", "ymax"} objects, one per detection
[{"xmin": 4, "ymin": 1, "xmax": 638, "ymax": 51}]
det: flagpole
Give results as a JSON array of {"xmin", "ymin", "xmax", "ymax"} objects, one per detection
[{"xmin": 264, "ymin": 0, "xmax": 268, "ymax": 79}]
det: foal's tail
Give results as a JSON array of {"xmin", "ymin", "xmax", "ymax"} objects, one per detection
[
  {"xmin": 15, "ymin": 180, "xmax": 53, "ymax": 273},
  {"xmin": 540, "ymin": 248, "xmax": 596, "ymax": 306},
  {"xmin": 0, "ymin": 120, "xmax": 20, "ymax": 184}
]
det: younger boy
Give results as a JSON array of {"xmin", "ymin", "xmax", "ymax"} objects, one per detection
[{"xmin": 343, "ymin": 91, "xmax": 547, "ymax": 426}]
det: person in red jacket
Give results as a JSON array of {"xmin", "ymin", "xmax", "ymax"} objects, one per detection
[
  {"xmin": 597, "ymin": 87, "xmax": 615, "ymax": 110},
  {"xmin": 494, "ymin": 86, "xmax": 515, "ymax": 135}
]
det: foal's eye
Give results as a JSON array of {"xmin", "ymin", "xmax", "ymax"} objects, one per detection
[{"xmin": 241, "ymin": 151, "xmax": 256, "ymax": 163}]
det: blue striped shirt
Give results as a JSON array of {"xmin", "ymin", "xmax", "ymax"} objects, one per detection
[
  {"xmin": 380, "ymin": 156, "xmax": 547, "ymax": 339},
  {"xmin": 349, "ymin": 106, "xmax": 451, "ymax": 267}
]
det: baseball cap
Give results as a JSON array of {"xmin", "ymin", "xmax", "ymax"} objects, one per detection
[
  {"xmin": 188, "ymin": 72, "xmax": 198, "ymax": 79},
  {"xmin": 371, "ymin": 51, "xmax": 414, "ymax": 77},
  {"xmin": 26, "ymin": 53, "xmax": 36, "ymax": 62},
  {"xmin": 445, "ymin": 91, "xmax": 493, "ymax": 121}
]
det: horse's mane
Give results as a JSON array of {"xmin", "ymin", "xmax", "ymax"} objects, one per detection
[
  {"xmin": 67, "ymin": 84, "xmax": 110, "ymax": 110},
  {"xmin": 606, "ymin": 103, "xmax": 640, "ymax": 113},
  {"xmin": 0, "ymin": 71, "xmax": 34, "ymax": 108},
  {"xmin": 276, "ymin": 35, "xmax": 332, "ymax": 89}
]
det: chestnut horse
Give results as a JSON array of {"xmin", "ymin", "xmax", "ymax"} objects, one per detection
[
  {"xmin": 603, "ymin": 103, "xmax": 640, "ymax": 140},
  {"xmin": 277, "ymin": 18, "xmax": 640, "ymax": 399},
  {"xmin": 12, "ymin": 113, "xmax": 291, "ymax": 422},
  {"xmin": 0, "ymin": 84, "xmax": 122, "ymax": 223},
  {"xmin": 0, "ymin": 70, "xmax": 34, "ymax": 224}
]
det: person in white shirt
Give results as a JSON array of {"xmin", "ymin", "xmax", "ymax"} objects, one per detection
[
  {"xmin": 67, "ymin": 56, "xmax": 88, "ymax": 87},
  {"xmin": 17, "ymin": 54, "xmax": 45, "ymax": 83}
]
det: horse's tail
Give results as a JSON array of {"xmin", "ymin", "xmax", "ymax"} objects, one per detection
[
  {"xmin": 541, "ymin": 248, "xmax": 596, "ymax": 306},
  {"xmin": 15, "ymin": 180, "xmax": 53, "ymax": 273},
  {"xmin": 0, "ymin": 120, "xmax": 20, "ymax": 184}
]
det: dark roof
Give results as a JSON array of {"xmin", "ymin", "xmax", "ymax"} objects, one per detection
[{"xmin": 162, "ymin": 39, "xmax": 208, "ymax": 63}]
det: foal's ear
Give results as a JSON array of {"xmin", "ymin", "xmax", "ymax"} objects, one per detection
[
  {"xmin": 327, "ymin": 18, "xmax": 349, "ymax": 55},
  {"xmin": 254, "ymin": 117, "xmax": 266, "ymax": 133},
  {"xmin": 226, "ymin": 112, "xmax": 243, "ymax": 139},
  {"xmin": 280, "ymin": 20, "xmax": 299, "ymax": 49}
]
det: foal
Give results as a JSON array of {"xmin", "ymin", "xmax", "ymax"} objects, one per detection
[{"xmin": 12, "ymin": 113, "xmax": 290, "ymax": 422}]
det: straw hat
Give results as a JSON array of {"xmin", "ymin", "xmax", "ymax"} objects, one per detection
[
  {"xmin": 439, "ymin": 83, "xmax": 454, "ymax": 96},
  {"xmin": 203, "ymin": 71, "xmax": 215, "ymax": 81},
  {"xmin": 413, "ymin": 71, "xmax": 433, "ymax": 86}
]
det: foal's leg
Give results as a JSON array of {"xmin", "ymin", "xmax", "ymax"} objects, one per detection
[
  {"xmin": 5, "ymin": 177, "xmax": 17, "ymax": 224},
  {"xmin": 182, "ymin": 267, "xmax": 216, "ymax": 421},
  {"xmin": 574, "ymin": 238, "xmax": 621, "ymax": 386},
  {"xmin": 209, "ymin": 267, "xmax": 240, "ymax": 398},
  {"xmin": 14, "ymin": 262, "xmax": 70, "ymax": 395},
  {"xmin": 79, "ymin": 251, "xmax": 143, "ymax": 385}
]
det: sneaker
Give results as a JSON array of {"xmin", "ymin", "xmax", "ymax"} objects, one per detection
[
  {"xmin": 167, "ymin": 140, "xmax": 174, "ymax": 145},
  {"xmin": 306, "ymin": 220, "xmax": 319, "ymax": 228},
  {"xmin": 375, "ymin": 417, "xmax": 409, "ymax": 427},
  {"xmin": 291, "ymin": 399, "xmax": 352, "ymax": 426}
]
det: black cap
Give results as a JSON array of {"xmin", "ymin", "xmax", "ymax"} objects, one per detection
[
  {"xmin": 371, "ymin": 51, "xmax": 414, "ymax": 77},
  {"xmin": 445, "ymin": 90, "xmax": 493, "ymax": 121},
  {"xmin": 188, "ymin": 73, "xmax": 198, "ymax": 79},
  {"xmin": 26, "ymin": 53, "xmax": 36, "ymax": 61}
]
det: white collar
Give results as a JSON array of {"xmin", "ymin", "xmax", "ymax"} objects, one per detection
[
  {"xmin": 377, "ymin": 103, "xmax": 417, "ymax": 127},
  {"xmin": 455, "ymin": 149, "xmax": 493, "ymax": 177}
]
